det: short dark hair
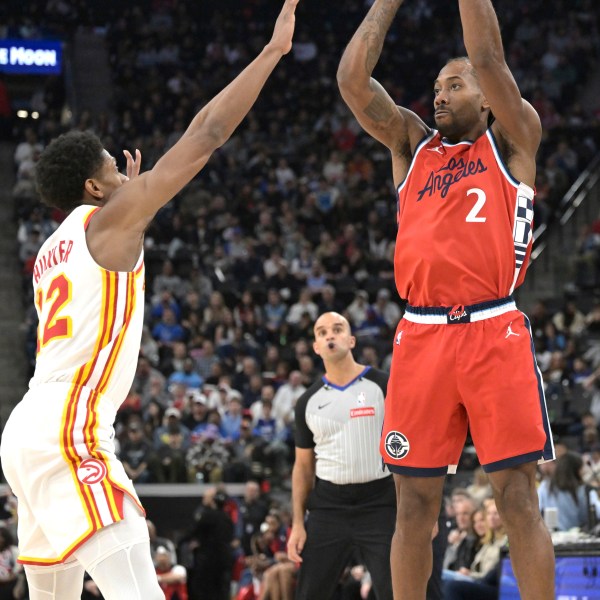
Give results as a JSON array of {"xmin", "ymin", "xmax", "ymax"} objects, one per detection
[
  {"xmin": 445, "ymin": 56, "xmax": 477, "ymax": 78},
  {"xmin": 35, "ymin": 130, "xmax": 105, "ymax": 212}
]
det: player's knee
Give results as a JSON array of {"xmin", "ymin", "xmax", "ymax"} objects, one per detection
[
  {"xmin": 496, "ymin": 492, "xmax": 540, "ymax": 529},
  {"xmin": 493, "ymin": 482, "xmax": 539, "ymax": 528},
  {"xmin": 395, "ymin": 488, "xmax": 440, "ymax": 526}
]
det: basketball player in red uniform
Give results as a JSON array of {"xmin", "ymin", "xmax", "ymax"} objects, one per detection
[{"xmin": 338, "ymin": 1, "xmax": 554, "ymax": 599}]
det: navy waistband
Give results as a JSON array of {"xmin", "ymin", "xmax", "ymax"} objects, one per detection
[{"xmin": 405, "ymin": 295, "xmax": 514, "ymax": 316}]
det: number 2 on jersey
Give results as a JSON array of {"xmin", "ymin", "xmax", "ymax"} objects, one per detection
[
  {"xmin": 36, "ymin": 273, "xmax": 73, "ymax": 351},
  {"xmin": 465, "ymin": 188, "xmax": 487, "ymax": 223}
]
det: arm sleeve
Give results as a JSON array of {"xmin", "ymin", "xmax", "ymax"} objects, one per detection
[{"xmin": 293, "ymin": 381, "xmax": 323, "ymax": 449}]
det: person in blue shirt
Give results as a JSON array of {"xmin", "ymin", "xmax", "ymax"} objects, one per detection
[
  {"xmin": 537, "ymin": 451, "xmax": 588, "ymax": 531},
  {"xmin": 152, "ymin": 307, "xmax": 186, "ymax": 345},
  {"xmin": 221, "ymin": 394, "xmax": 244, "ymax": 442},
  {"xmin": 168, "ymin": 357, "xmax": 204, "ymax": 389}
]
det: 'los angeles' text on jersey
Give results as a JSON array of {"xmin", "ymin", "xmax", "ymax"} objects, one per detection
[
  {"xmin": 416, "ymin": 156, "xmax": 488, "ymax": 201},
  {"xmin": 395, "ymin": 129, "xmax": 534, "ymax": 306}
]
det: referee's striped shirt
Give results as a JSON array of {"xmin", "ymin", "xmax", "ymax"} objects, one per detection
[{"xmin": 294, "ymin": 366, "xmax": 390, "ymax": 485}]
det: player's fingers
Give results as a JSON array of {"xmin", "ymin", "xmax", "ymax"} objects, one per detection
[
  {"xmin": 132, "ymin": 148, "xmax": 142, "ymax": 176},
  {"xmin": 282, "ymin": 0, "xmax": 299, "ymax": 16},
  {"xmin": 123, "ymin": 148, "xmax": 141, "ymax": 178},
  {"xmin": 123, "ymin": 150, "xmax": 134, "ymax": 179}
]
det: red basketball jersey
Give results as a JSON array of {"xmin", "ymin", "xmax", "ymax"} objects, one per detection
[{"xmin": 395, "ymin": 129, "xmax": 534, "ymax": 306}]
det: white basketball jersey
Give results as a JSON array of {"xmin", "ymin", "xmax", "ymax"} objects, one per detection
[{"xmin": 30, "ymin": 204, "xmax": 145, "ymax": 409}]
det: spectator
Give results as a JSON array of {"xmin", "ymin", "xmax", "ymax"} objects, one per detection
[
  {"xmin": 168, "ymin": 357, "xmax": 204, "ymax": 390},
  {"xmin": 286, "ymin": 289, "xmax": 318, "ymax": 326},
  {"xmin": 0, "ymin": 526, "xmax": 20, "ymax": 600},
  {"xmin": 152, "ymin": 307, "xmax": 187, "ymax": 348},
  {"xmin": 147, "ymin": 520, "xmax": 178, "ymax": 567},
  {"xmin": 224, "ymin": 415, "xmax": 264, "ymax": 483},
  {"xmin": 152, "ymin": 408, "xmax": 191, "ymax": 483},
  {"xmin": 155, "ymin": 545, "xmax": 188, "ymax": 600},
  {"xmin": 251, "ymin": 396, "xmax": 289, "ymax": 487},
  {"xmin": 316, "ymin": 284, "xmax": 343, "ymax": 315},
  {"xmin": 537, "ymin": 450, "xmax": 589, "ymax": 531},
  {"xmin": 183, "ymin": 487, "xmax": 235, "ymax": 600},
  {"xmin": 193, "ymin": 339, "xmax": 221, "ymax": 381},
  {"xmin": 187, "ymin": 423, "xmax": 231, "ymax": 483},
  {"xmin": 272, "ymin": 370, "xmax": 306, "ymax": 426},
  {"xmin": 120, "ymin": 421, "xmax": 154, "ymax": 483},
  {"xmin": 237, "ymin": 481, "xmax": 270, "ymax": 557},
  {"xmin": 133, "ymin": 356, "xmax": 167, "ymax": 405},
  {"xmin": 466, "ymin": 467, "xmax": 493, "ymax": 507},
  {"xmin": 182, "ymin": 392, "xmax": 210, "ymax": 432},
  {"xmin": 442, "ymin": 497, "xmax": 477, "ymax": 574},
  {"xmin": 346, "ymin": 290, "xmax": 370, "ymax": 328},
  {"xmin": 14, "ymin": 127, "xmax": 43, "ymax": 168},
  {"xmin": 443, "ymin": 500, "xmax": 507, "ymax": 600},
  {"xmin": 372, "ymin": 288, "xmax": 402, "ymax": 330},
  {"xmin": 152, "ymin": 259, "xmax": 183, "ymax": 300},
  {"xmin": 221, "ymin": 394, "xmax": 244, "ymax": 441}
]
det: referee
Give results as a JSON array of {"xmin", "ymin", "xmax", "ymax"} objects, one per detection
[{"xmin": 287, "ymin": 311, "xmax": 395, "ymax": 600}]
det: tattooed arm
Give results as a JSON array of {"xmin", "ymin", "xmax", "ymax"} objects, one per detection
[{"xmin": 337, "ymin": 0, "xmax": 428, "ymax": 177}]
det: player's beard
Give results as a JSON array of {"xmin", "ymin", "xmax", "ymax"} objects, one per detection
[{"xmin": 435, "ymin": 112, "xmax": 459, "ymax": 140}]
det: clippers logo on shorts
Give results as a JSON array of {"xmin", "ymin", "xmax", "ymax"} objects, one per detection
[
  {"xmin": 77, "ymin": 458, "xmax": 108, "ymax": 485},
  {"xmin": 384, "ymin": 431, "xmax": 410, "ymax": 460},
  {"xmin": 448, "ymin": 305, "xmax": 470, "ymax": 324}
]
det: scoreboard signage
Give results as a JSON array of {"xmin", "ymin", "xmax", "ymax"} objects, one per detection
[{"xmin": 0, "ymin": 39, "xmax": 62, "ymax": 75}]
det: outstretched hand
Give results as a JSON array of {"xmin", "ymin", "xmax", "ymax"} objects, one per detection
[
  {"xmin": 268, "ymin": 0, "xmax": 300, "ymax": 56},
  {"xmin": 123, "ymin": 148, "xmax": 142, "ymax": 180}
]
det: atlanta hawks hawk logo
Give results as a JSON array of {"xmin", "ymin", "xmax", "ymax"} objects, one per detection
[{"xmin": 77, "ymin": 458, "xmax": 108, "ymax": 485}]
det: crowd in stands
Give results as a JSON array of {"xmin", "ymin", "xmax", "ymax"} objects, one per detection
[{"xmin": 4, "ymin": 0, "xmax": 600, "ymax": 597}]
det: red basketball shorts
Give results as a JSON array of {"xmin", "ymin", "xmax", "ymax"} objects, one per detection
[{"xmin": 380, "ymin": 297, "xmax": 555, "ymax": 476}]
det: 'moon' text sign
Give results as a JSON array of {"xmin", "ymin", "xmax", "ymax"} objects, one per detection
[{"xmin": 0, "ymin": 39, "xmax": 62, "ymax": 75}]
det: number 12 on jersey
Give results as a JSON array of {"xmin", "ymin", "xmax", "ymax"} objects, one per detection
[{"xmin": 35, "ymin": 273, "xmax": 73, "ymax": 352}]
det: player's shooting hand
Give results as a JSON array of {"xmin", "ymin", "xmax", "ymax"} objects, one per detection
[
  {"xmin": 286, "ymin": 523, "xmax": 306, "ymax": 563},
  {"xmin": 267, "ymin": 0, "xmax": 299, "ymax": 56},
  {"xmin": 123, "ymin": 148, "xmax": 142, "ymax": 180}
]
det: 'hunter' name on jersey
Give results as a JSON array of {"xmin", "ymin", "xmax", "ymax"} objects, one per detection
[
  {"xmin": 33, "ymin": 239, "xmax": 74, "ymax": 284},
  {"xmin": 416, "ymin": 157, "xmax": 488, "ymax": 201}
]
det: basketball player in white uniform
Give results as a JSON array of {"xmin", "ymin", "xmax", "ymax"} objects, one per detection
[{"xmin": 0, "ymin": 2, "xmax": 299, "ymax": 598}]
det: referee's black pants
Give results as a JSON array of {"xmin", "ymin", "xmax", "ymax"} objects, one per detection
[{"xmin": 295, "ymin": 476, "xmax": 395, "ymax": 600}]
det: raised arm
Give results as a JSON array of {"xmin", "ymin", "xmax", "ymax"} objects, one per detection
[
  {"xmin": 459, "ymin": 0, "xmax": 541, "ymax": 165},
  {"xmin": 88, "ymin": 0, "xmax": 299, "ymax": 269},
  {"xmin": 337, "ymin": 0, "xmax": 427, "ymax": 160}
]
